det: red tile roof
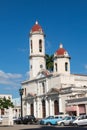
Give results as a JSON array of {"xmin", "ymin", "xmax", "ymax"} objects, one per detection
[
  {"xmin": 55, "ymin": 44, "xmax": 66, "ymax": 56},
  {"xmin": 56, "ymin": 48, "xmax": 66, "ymax": 55},
  {"xmin": 31, "ymin": 21, "xmax": 43, "ymax": 32}
]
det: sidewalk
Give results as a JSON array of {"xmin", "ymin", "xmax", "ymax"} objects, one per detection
[{"xmin": 0, "ymin": 124, "xmax": 41, "ymax": 130}]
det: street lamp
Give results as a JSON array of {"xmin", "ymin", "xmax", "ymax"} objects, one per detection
[{"xmin": 19, "ymin": 88, "xmax": 24, "ymax": 118}]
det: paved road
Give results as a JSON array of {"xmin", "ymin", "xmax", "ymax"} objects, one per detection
[{"xmin": 0, "ymin": 124, "xmax": 86, "ymax": 130}]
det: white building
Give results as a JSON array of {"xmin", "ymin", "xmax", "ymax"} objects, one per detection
[
  {"xmin": 21, "ymin": 21, "xmax": 87, "ymax": 118},
  {"xmin": 12, "ymin": 98, "xmax": 21, "ymax": 118},
  {"xmin": 0, "ymin": 94, "xmax": 13, "ymax": 125}
]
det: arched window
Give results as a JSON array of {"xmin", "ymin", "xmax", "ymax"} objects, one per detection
[
  {"xmin": 39, "ymin": 39, "xmax": 42, "ymax": 52},
  {"xmin": 31, "ymin": 65, "xmax": 32, "ymax": 69},
  {"xmin": 40, "ymin": 64, "xmax": 43, "ymax": 69},
  {"xmin": 42, "ymin": 100, "xmax": 46, "ymax": 118},
  {"xmin": 65, "ymin": 62, "xmax": 68, "ymax": 71},
  {"xmin": 54, "ymin": 100, "xmax": 59, "ymax": 115},
  {"xmin": 1, "ymin": 109, "xmax": 4, "ymax": 115},
  {"xmin": 55, "ymin": 63, "xmax": 57, "ymax": 72},
  {"xmin": 30, "ymin": 103, "xmax": 34, "ymax": 115},
  {"xmin": 31, "ymin": 40, "xmax": 33, "ymax": 53},
  {"xmin": 24, "ymin": 88, "xmax": 26, "ymax": 96},
  {"xmin": 42, "ymin": 82, "xmax": 45, "ymax": 93}
]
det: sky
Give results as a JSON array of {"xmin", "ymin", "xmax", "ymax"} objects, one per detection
[{"xmin": 0, "ymin": 0, "xmax": 87, "ymax": 98}]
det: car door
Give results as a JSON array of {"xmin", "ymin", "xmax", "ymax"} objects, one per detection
[
  {"xmin": 55, "ymin": 116, "xmax": 62, "ymax": 124},
  {"xmin": 64, "ymin": 117, "xmax": 71, "ymax": 125},
  {"xmin": 83, "ymin": 115, "xmax": 87, "ymax": 126},
  {"xmin": 77, "ymin": 115, "xmax": 85, "ymax": 126}
]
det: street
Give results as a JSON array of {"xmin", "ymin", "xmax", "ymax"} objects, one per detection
[{"xmin": 0, "ymin": 124, "xmax": 87, "ymax": 130}]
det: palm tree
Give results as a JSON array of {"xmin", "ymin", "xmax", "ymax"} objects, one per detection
[{"xmin": 45, "ymin": 54, "xmax": 54, "ymax": 72}]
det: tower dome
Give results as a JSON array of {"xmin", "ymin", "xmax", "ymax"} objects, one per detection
[
  {"xmin": 30, "ymin": 21, "xmax": 44, "ymax": 34},
  {"xmin": 56, "ymin": 44, "xmax": 66, "ymax": 55},
  {"xmin": 55, "ymin": 43, "xmax": 70, "ymax": 57},
  {"xmin": 54, "ymin": 43, "xmax": 71, "ymax": 75}
]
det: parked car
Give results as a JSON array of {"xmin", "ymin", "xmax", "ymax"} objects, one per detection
[
  {"xmin": 14, "ymin": 117, "xmax": 23, "ymax": 124},
  {"xmin": 0, "ymin": 116, "xmax": 3, "ymax": 124},
  {"xmin": 14, "ymin": 115, "xmax": 37, "ymax": 124},
  {"xmin": 40, "ymin": 115, "xmax": 63, "ymax": 125},
  {"xmin": 23, "ymin": 115, "xmax": 37, "ymax": 124},
  {"xmin": 54, "ymin": 114, "xmax": 69, "ymax": 118},
  {"xmin": 73, "ymin": 115, "xmax": 87, "ymax": 126},
  {"xmin": 57, "ymin": 116, "xmax": 76, "ymax": 126}
]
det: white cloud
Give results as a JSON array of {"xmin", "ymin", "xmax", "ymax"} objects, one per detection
[
  {"xmin": 25, "ymin": 71, "xmax": 30, "ymax": 80},
  {"xmin": 0, "ymin": 70, "xmax": 23, "ymax": 87},
  {"xmin": 0, "ymin": 70, "xmax": 22, "ymax": 79},
  {"xmin": 85, "ymin": 65, "xmax": 87, "ymax": 70}
]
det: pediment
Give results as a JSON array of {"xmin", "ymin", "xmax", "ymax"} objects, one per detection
[
  {"xmin": 36, "ymin": 69, "xmax": 51, "ymax": 79},
  {"xmin": 27, "ymin": 93, "xmax": 36, "ymax": 98},
  {"xmin": 47, "ymin": 88, "xmax": 60, "ymax": 95},
  {"xmin": 36, "ymin": 72, "xmax": 45, "ymax": 78}
]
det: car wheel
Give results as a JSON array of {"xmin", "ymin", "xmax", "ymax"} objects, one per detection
[
  {"xmin": 74, "ymin": 123, "xmax": 79, "ymax": 127},
  {"xmin": 69, "ymin": 122, "xmax": 72, "ymax": 126},
  {"xmin": 60, "ymin": 122, "xmax": 65, "ymax": 126},
  {"xmin": 27, "ymin": 121, "xmax": 31, "ymax": 124},
  {"xmin": 46, "ymin": 122, "xmax": 51, "ymax": 126}
]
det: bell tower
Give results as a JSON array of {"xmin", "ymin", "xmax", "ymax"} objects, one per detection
[
  {"xmin": 54, "ymin": 43, "xmax": 71, "ymax": 75},
  {"xmin": 29, "ymin": 21, "xmax": 46, "ymax": 79}
]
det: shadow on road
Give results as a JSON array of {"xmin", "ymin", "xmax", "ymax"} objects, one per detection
[{"xmin": 20, "ymin": 126, "xmax": 87, "ymax": 130}]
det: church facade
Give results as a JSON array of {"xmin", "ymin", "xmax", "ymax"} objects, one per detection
[{"xmin": 21, "ymin": 21, "xmax": 87, "ymax": 118}]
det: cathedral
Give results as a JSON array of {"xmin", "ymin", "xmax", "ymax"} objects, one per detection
[{"xmin": 21, "ymin": 21, "xmax": 87, "ymax": 118}]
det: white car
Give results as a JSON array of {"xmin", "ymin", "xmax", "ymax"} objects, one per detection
[
  {"xmin": 57, "ymin": 116, "xmax": 76, "ymax": 126},
  {"xmin": 73, "ymin": 115, "xmax": 87, "ymax": 126}
]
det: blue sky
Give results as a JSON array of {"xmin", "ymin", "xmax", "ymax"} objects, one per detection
[{"xmin": 0, "ymin": 0, "xmax": 87, "ymax": 98}]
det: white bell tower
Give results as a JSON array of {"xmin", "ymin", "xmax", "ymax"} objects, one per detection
[
  {"xmin": 54, "ymin": 43, "xmax": 71, "ymax": 75},
  {"xmin": 29, "ymin": 21, "xmax": 46, "ymax": 79}
]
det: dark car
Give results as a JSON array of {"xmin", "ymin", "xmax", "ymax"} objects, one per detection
[
  {"xmin": 23, "ymin": 115, "xmax": 37, "ymax": 124},
  {"xmin": 14, "ymin": 115, "xmax": 37, "ymax": 124},
  {"xmin": 14, "ymin": 117, "xmax": 23, "ymax": 124}
]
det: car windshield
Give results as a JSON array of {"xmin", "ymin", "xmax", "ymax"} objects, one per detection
[
  {"xmin": 46, "ymin": 116, "xmax": 54, "ymax": 119},
  {"xmin": 55, "ymin": 116, "xmax": 62, "ymax": 119},
  {"xmin": 62, "ymin": 116, "xmax": 71, "ymax": 120}
]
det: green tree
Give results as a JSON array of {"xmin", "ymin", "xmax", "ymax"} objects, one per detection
[
  {"xmin": 45, "ymin": 54, "xmax": 54, "ymax": 72},
  {"xmin": 0, "ymin": 97, "xmax": 14, "ymax": 109}
]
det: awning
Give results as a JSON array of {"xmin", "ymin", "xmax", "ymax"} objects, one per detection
[
  {"xmin": 66, "ymin": 106, "xmax": 76, "ymax": 112},
  {"xmin": 79, "ymin": 105, "xmax": 86, "ymax": 114}
]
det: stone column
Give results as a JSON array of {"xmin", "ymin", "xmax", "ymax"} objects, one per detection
[
  {"xmin": 34, "ymin": 99, "xmax": 36, "ymax": 117},
  {"xmin": 26, "ymin": 102, "xmax": 30, "ymax": 115},
  {"xmin": 36, "ymin": 97, "xmax": 39, "ymax": 118},
  {"xmin": 45, "ymin": 99, "xmax": 49, "ymax": 117},
  {"xmin": 76, "ymin": 105, "xmax": 79, "ymax": 116},
  {"xmin": 59, "ymin": 95, "xmax": 63, "ymax": 113},
  {"xmin": 85, "ymin": 104, "xmax": 87, "ymax": 114},
  {"xmin": 49, "ymin": 99, "xmax": 52, "ymax": 115},
  {"xmin": 51, "ymin": 100, "xmax": 54, "ymax": 115},
  {"xmin": 39, "ymin": 99, "xmax": 42, "ymax": 118}
]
